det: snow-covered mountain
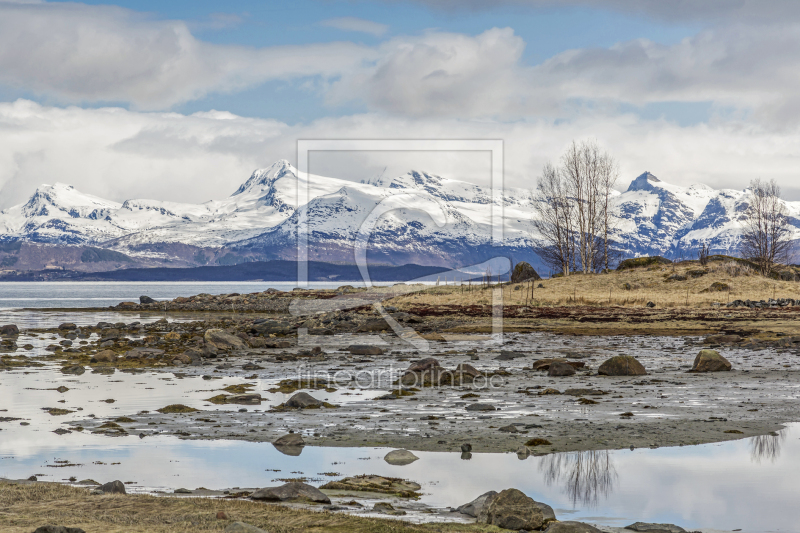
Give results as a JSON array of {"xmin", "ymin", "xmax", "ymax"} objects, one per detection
[{"xmin": 1, "ymin": 162, "xmax": 799, "ymax": 270}]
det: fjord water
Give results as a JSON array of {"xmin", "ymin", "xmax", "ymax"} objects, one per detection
[{"xmin": 0, "ymin": 281, "xmax": 392, "ymax": 310}]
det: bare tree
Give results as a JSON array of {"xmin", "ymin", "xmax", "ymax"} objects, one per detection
[
  {"xmin": 532, "ymin": 140, "xmax": 619, "ymax": 275},
  {"xmin": 531, "ymin": 162, "xmax": 574, "ymax": 276},
  {"xmin": 740, "ymin": 179, "xmax": 794, "ymax": 276}
]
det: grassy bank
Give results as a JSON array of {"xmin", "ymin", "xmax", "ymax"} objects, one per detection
[
  {"xmin": 0, "ymin": 482, "xmax": 499, "ymax": 533},
  {"xmin": 390, "ymin": 260, "xmax": 800, "ymax": 309}
]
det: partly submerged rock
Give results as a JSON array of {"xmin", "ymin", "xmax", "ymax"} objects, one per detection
[
  {"xmin": 598, "ymin": 355, "xmax": 647, "ymax": 376},
  {"xmin": 476, "ymin": 488, "xmax": 545, "ymax": 530},
  {"xmin": 320, "ymin": 475, "xmax": 421, "ymax": 498},
  {"xmin": 60, "ymin": 365, "xmax": 85, "ymax": 375},
  {"xmin": 545, "ymin": 521, "xmax": 603, "ymax": 533},
  {"xmin": 625, "ymin": 522, "xmax": 687, "ymax": 533},
  {"xmin": 690, "ymin": 349, "xmax": 731, "ymax": 372},
  {"xmin": 284, "ymin": 392, "xmax": 322, "ymax": 408},
  {"xmin": 384, "ymin": 449, "xmax": 419, "ymax": 466},
  {"xmin": 273, "ymin": 432, "xmax": 305, "ymax": 456},
  {"xmin": 548, "ymin": 361, "xmax": 577, "ymax": 377},
  {"xmin": 250, "ymin": 482, "xmax": 330, "ymax": 504},
  {"xmin": 348, "ymin": 344, "xmax": 384, "ymax": 355},
  {"xmin": 204, "ymin": 329, "xmax": 247, "ymax": 351}
]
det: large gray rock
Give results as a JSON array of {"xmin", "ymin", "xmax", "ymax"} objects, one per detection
[
  {"xmin": 545, "ymin": 522, "xmax": 603, "ymax": 533},
  {"xmin": 511, "ymin": 261, "xmax": 541, "ymax": 283},
  {"xmin": 285, "ymin": 392, "xmax": 322, "ymax": 408},
  {"xmin": 548, "ymin": 361, "xmax": 577, "ymax": 377},
  {"xmin": 225, "ymin": 522, "xmax": 268, "ymax": 533},
  {"xmin": 384, "ymin": 449, "xmax": 419, "ymax": 465},
  {"xmin": 625, "ymin": 522, "xmax": 686, "ymax": 533},
  {"xmin": 273, "ymin": 433, "xmax": 305, "ymax": 456},
  {"xmin": 598, "ymin": 355, "xmax": 647, "ymax": 376},
  {"xmin": 204, "ymin": 329, "xmax": 247, "ymax": 351},
  {"xmin": 457, "ymin": 490, "xmax": 497, "ymax": 517},
  {"xmin": 98, "ymin": 480, "xmax": 126, "ymax": 494},
  {"xmin": 690, "ymin": 350, "xmax": 732, "ymax": 372},
  {"xmin": 250, "ymin": 482, "xmax": 330, "ymax": 503},
  {"xmin": 139, "ymin": 295, "xmax": 156, "ymax": 304},
  {"xmin": 477, "ymin": 488, "xmax": 544, "ymax": 530}
]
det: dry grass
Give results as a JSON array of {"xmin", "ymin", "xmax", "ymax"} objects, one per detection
[
  {"xmin": 0, "ymin": 482, "xmax": 500, "ymax": 533},
  {"xmin": 390, "ymin": 260, "xmax": 800, "ymax": 309}
]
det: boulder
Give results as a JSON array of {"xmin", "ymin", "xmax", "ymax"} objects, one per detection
[
  {"xmin": 224, "ymin": 523, "xmax": 268, "ymax": 533},
  {"xmin": 355, "ymin": 318, "xmax": 392, "ymax": 333},
  {"xmin": 511, "ymin": 261, "xmax": 541, "ymax": 283},
  {"xmin": 0, "ymin": 324, "xmax": 19, "ymax": 336},
  {"xmin": 548, "ymin": 361, "xmax": 577, "ymax": 377},
  {"xmin": 58, "ymin": 323, "xmax": 77, "ymax": 330},
  {"xmin": 545, "ymin": 522, "xmax": 603, "ymax": 533},
  {"xmin": 90, "ymin": 350, "xmax": 117, "ymax": 363},
  {"xmin": 139, "ymin": 295, "xmax": 156, "ymax": 304},
  {"xmin": 598, "ymin": 356, "xmax": 647, "ymax": 376},
  {"xmin": 98, "ymin": 480, "xmax": 126, "ymax": 494},
  {"xmin": 284, "ymin": 392, "xmax": 322, "ymax": 409},
  {"xmin": 625, "ymin": 522, "xmax": 686, "ymax": 533},
  {"xmin": 172, "ymin": 353, "xmax": 193, "ymax": 365},
  {"xmin": 60, "ymin": 365, "xmax": 85, "ymax": 376},
  {"xmin": 204, "ymin": 329, "xmax": 247, "ymax": 351},
  {"xmin": 384, "ymin": 449, "xmax": 419, "ymax": 465},
  {"xmin": 407, "ymin": 357, "xmax": 442, "ymax": 372},
  {"xmin": 273, "ymin": 433, "xmax": 305, "ymax": 447},
  {"xmin": 251, "ymin": 482, "xmax": 330, "ymax": 504},
  {"xmin": 458, "ymin": 490, "xmax": 497, "ymax": 517},
  {"xmin": 690, "ymin": 349, "xmax": 731, "ymax": 372},
  {"xmin": 477, "ymin": 488, "xmax": 544, "ymax": 530},
  {"xmin": 33, "ymin": 527, "xmax": 86, "ymax": 533},
  {"xmin": 455, "ymin": 363, "xmax": 482, "ymax": 378},
  {"xmin": 348, "ymin": 344, "xmax": 384, "ymax": 355}
]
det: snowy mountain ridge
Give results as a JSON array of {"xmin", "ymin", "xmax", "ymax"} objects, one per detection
[{"xmin": 1, "ymin": 161, "xmax": 799, "ymax": 269}]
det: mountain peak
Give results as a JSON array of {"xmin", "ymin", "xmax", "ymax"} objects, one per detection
[
  {"xmin": 231, "ymin": 160, "xmax": 296, "ymax": 197},
  {"xmin": 627, "ymin": 172, "xmax": 661, "ymax": 192}
]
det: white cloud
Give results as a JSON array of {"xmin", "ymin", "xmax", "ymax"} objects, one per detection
[
  {"xmin": 2, "ymin": 100, "xmax": 800, "ymax": 212},
  {"xmin": 321, "ymin": 17, "xmax": 389, "ymax": 37},
  {"xmin": 0, "ymin": 2, "xmax": 374, "ymax": 109}
]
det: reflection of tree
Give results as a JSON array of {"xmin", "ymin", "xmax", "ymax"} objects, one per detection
[
  {"xmin": 750, "ymin": 430, "xmax": 786, "ymax": 463},
  {"xmin": 538, "ymin": 450, "xmax": 617, "ymax": 507}
]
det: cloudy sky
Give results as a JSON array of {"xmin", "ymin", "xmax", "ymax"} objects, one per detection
[{"xmin": 1, "ymin": 0, "xmax": 800, "ymax": 208}]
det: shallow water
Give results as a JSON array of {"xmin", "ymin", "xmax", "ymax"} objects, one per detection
[{"xmin": 0, "ymin": 281, "xmax": 403, "ymax": 309}]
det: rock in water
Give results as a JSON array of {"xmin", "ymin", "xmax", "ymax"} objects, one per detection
[
  {"xmin": 548, "ymin": 361, "xmax": 577, "ymax": 377},
  {"xmin": 0, "ymin": 324, "xmax": 19, "ymax": 336},
  {"xmin": 477, "ymin": 488, "xmax": 544, "ymax": 530},
  {"xmin": 625, "ymin": 522, "xmax": 687, "ymax": 533},
  {"xmin": 98, "ymin": 480, "xmax": 126, "ymax": 494},
  {"xmin": 91, "ymin": 350, "xmax": 117, "ymax": 363},
  {"xmin": 458, "ymin": 490, "xmax": 498, "ymax": 517},
  {"xmin": 224, "ymin": 522, "xmax": 268, "ymax": 533},
  {"xmin": 690, "ymin": 350, "xmax": 732, "ymax": 372},
  {"xmin": 384, "ymin": 449, "xmax": 419, "ymax": 465},
  {"xmin": 273, "ymin": 433, "xmax": 304, "ymax": 447},
  {"xmin": 285, "ymin": 392, "xmax": 322, "ymax": 408},
  {"xmin": 348, "ymin": 344, "xmax": 384, "ymax": 355},
  {"xmin": 511, "ymin": 262, "xmax": 541, "ymax": 283},
  {"xmin": 598, "ymin": 355, "xmax": 647, "ymax": 376},
  {"xmin": 204, "ymin": 329, "xmax": 247, "ymax": 351},
  {"xmin": 60, "ymin": 365, "xmax": 85, "ymax": 376},
  {"xmin": 139, "ymin": 295, "xmax": 156, "ymax": 304},
  {"xmin": 250, "ymin": 482, "xmax": 331, "ymax": 503},
  {"xmin": 545, "ymin": 522, "xmax": 603, "ymax": 533}
]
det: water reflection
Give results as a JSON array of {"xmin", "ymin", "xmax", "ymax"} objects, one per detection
[
  {"xmin": 750, "ymin": 430, "xmax": 787, "ymax": 463},
  {"xmin": 538, "ymin": 450, "xmax": 618, "ymax": 506}
]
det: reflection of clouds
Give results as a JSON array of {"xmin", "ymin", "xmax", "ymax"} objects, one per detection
[
  {"xmin": 538, "ymin": 450, "xmax": 617, "ymax": 507},
  {"xmin": 750, "ymin": 430, "xmax": 787, "ymax": 463}
]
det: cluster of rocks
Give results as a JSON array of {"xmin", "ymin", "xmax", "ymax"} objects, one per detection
[
  {"xmin": 727, "ymin": 298, "xmax": 798, "ymax": 308},
  {"xmin": 397, "ymin": 357, "xmax": 483, "ymax": 387}
]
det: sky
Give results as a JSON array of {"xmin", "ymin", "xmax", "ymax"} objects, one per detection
[{"xmin": 1, "ymin": 0, "xmax": 800, "ymax": 208}]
